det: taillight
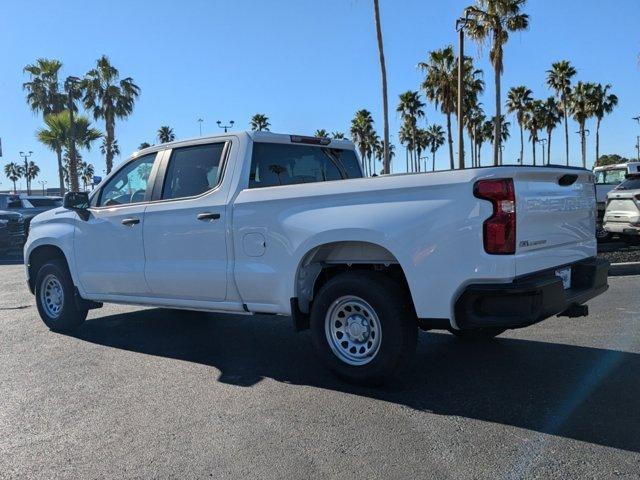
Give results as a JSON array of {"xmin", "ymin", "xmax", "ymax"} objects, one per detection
[{"xmin": 474, "ymin": 178, "xmax": 516, "ymax": 255}]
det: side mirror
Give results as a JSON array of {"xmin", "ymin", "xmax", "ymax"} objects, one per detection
[{"xmin": 63, "ymin": 191, "xmax": 89, "ymax": 210}]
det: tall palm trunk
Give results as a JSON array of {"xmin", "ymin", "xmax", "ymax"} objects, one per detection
[
  {"xmin": 547, "ymin": 129, "xmax": 552, "ymax": 165},
  {"xmin": 595, "ymin": 118, "xmax": 601, "ymax": 167},
  {"xmin": 580, "ymin": 122, "xmax": 587, "ymax": 168},
  {"xmin": 432, "ymin": 150, "xmax": 436, "ymax": 171},
  {"xmin": 493, "ymin": 53, "xmax": 502, "ymax": 166},
  {"xmin": 562, "ymin": 94, "xmax": 569, "ymax": 166},
  {"xmin": 478, "ymin": 143, "xmax": 482, "ymax": 166},
  {"xmin": 446, "ymin": 113, "xmax": 454, "ymax": 170},
  {"xmin": 373, "ymin": 0, "xmax": 390, "ymax": 174},
  {"xmin": 518, "ymin": 120, "xmax": 524, "ymax": 164},
  {"xmin": 12, "ymin": 179, "xmax": 17, "ymax": 193},
  {"xmin": 105, "ymin": 114, "xmax": 116, "ymax": 174},
  {"xmin": 532, "ymin": 138, "xmax": 536, "ymax": 166},
  {"xmin": 405, "ymin": 149, "xmax": 409, "ymax": 173},
  {"xmin": 67, "ymin": 95, "xmax": 80, "ymax": 192},
  {"xmin": 56, "ymin": 146, "xmax": 65, "ymax": 195}
]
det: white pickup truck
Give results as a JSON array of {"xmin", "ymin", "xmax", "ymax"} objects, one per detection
[{"xmin": 25, "ymin": 132, "xmax": 609, "ymax": 384}]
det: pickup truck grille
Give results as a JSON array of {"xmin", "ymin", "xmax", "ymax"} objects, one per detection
[{"xmin": 7, "ymin": 218, "xmax": 25, "ymax": 236}]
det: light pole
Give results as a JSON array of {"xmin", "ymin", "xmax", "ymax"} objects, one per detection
[
  {"xmin": 38, "ymin": 180, "xmax": 47, "ymax": 195},
  {"xmin": 456, "ymin": 13, "xmax": 469, "ymax": 170},
  {"xmin": 216, "ymin": 120, "xmax": 234, "ymax": 133},
  {"xmin": 197, "ymin": 118, "xmax": 204, "ymax": 136},
  {"xmin": 538, "ymin": 138, "xmax": 547, "ymax": 165},
  {"xmin": 633, "ymin": 117, "xmax": 640, "ymax": 161},
  {"xmin": 19, "ymin": 151, "xmax": 33, "ymax": 194}
]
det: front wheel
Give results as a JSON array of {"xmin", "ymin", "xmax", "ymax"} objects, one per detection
[
  {"xmin": 35, "ymin": 260, "xmax": 87, "ymax": 332},
  {"xmin": 310, "ymin": 271, "xmax": 418, "ymax": 385}
]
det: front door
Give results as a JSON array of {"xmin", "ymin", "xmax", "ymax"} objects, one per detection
[
  {"xmin": 74, "ymin": 153, "xmax": 158, "ymax": 296},
  {"xmin": 143, "ymin": 142, "xmax": 228, "ymax": 301}
]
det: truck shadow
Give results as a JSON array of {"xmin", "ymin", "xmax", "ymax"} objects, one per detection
[{"xmin": 69, "ymin": 308, "xmax": 639, "ymax": 453}]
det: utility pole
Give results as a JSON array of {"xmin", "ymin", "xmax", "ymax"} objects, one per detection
[
  {"xmin": 216, "ymin": 120, "xmax": 234, "ymax": 133},
  {"xmin": 19, "ymin": 151, "xmax": 33, "ymax": 194},
  {"xmin": 456, "ymin": 14, "xmax": 469, "ymax": 170},
  {"xmin": 636, "ymin": 136, "xmax": 640, "ymax": 162},
  {"xmin": 39, "ymin": 180, "xmax": 47, "ymax": 195}
]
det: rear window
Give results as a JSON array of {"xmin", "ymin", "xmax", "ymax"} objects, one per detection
[
  {"xmin": 615, "ymin": 176, "xmax": 640, "ymax": 191},
  {"xmin": 28, "ymin": 198, "xmax": 62, "ymax": 207},
  {"xmin": 249, "ymin": 143, "xmax": 362, "ymax": 189},
  {"xmin": 595, "ymin": 168, "xmax": 626, "ymax": 185}
]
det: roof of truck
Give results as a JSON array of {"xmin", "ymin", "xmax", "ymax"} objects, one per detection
[{"xmin": 133, "ymin": 131, "xmax": 355, "ymax": 158}]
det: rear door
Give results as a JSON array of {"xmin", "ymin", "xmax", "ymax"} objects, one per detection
[
  {"xmin": 142, "ymin": 141, "xmax": 229, "ymax": 301},
  {"xmin": 513, "ymin": 168, "xmax": 596, "ymax": 276}
]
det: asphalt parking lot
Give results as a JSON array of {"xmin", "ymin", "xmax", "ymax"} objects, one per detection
[{"xmin": 1, "ymin": 262, "xmax": 639, "ymax": 479}]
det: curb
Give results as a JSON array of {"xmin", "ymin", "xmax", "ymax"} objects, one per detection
[{"xmin": 608, "ymin": 262, "xmax": 640, "ymax": 277}]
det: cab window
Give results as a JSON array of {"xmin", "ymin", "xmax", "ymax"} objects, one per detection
[
  {"xmin": 98, "ymin": 154, "xmax": 156, "ymax": 207},
  {"xmin": 595, "ymin": 168, "xmax": 626, "ymax": 185},
  {"xmin": 161, "ymin": 143, "xmax": 226, "ymax": 200},
  {"xmin": 249, "ymin": 143, "xmax": 362, "ymax": 189}
]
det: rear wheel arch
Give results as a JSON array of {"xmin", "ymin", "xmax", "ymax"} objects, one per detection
[{"xmin": 293, "ymin": 241, "xmax": 415, "ymax": 320}]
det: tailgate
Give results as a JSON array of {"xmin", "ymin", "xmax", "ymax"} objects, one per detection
[{"xmin": 514, "ymin": 168, "xmax": 596, "ymax": 276}]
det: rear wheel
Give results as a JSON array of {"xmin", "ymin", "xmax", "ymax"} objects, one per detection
[
  {"xmin": 449, "ymin": 327, "xmax": 506, "ymax": 340},
  {"xmin": 310, "ymin": 271, "xmax": 417, "ymax": 385},
  {"xmin": 35, "ymin": 260, "xmax": 87, "ymax": 331}
]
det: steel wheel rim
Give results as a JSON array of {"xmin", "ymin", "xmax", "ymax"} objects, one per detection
[
  {"xmin": 40, "ymin": 274, "xmax": 64, "ymax": 319},
  {"xmin": 325, "ymin": 295, "xmax": 382, "ymax": 366}
]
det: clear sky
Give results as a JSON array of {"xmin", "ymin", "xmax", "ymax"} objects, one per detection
[{"xmin": 1, "ymin": 0, "xmax": 639, "ymax": 188}]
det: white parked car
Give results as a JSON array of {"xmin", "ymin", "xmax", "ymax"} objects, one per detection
[
  {"xmin": 604, "ymin": 174, "xmax": 640, "ymax": 237},
  {"xmin": 593, "ymin": 162, "xmax": 640, "ymax": 239},
  {"xmin": 25, "ymin": 132, "xmax": 609, "ymax": 384}
]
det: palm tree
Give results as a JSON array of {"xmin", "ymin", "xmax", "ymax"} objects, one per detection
[
  {"xmin": 419, "ymin": 46, "xmax": 457, "ymax": 169},
  {"xmin": 350, "ymin": 110, "xmax": 375, "ymax": 176},
  {"xmin": 465, "ymin": 0, "xmax": 530, "ymax": 166},
  {"xmin": 23, "ymin": 58, "xmax": 66, "ymax": 193},
  {"xmin": 83, "ymin": 55, "xmax": 140, "ymax": 174},
  {"xmin": 540, "ymin": 97, "xmax": 562, "ymax": 164},
  {"xmin": 546, "ymin": 61, "xmax": 577, "ymax": 166},
  {"xmin": 591, "ymin": 84, "xmax": 618, "ymax": 168},
  {"xmin": 157, "ymin": 126, "xmax": 175, "ymax": 144},
  {"xmin": 477, "ymin": 120, "xmax": 495, "ymax": 166},
  {"xmin": 570, "ymin": 81, "xmax": 597, "ymax": 168},
  {"xmin": 459, "ymin": 56, "xmax": 485, "ymax": 168},
  {"xmin": 465, "ymin": 106, "xmax": 485, "ymax": 167},
  {"xmin": 81, "ymin": 163, "xmax": 95, "ymax": 190},
  {"xmin": 524, "ymin": 100, "xmax": 544, "ymax": 165},
  {"xmin": 414, "ymin": 129, "xmax": 430, "ymax": 172},
  {"xmin": 138, "ymin": 142, "xmax": 152, "ymax": 149},
  {"xmin": 399, "ymin": 121, "xmax": 415, "ymax": 172},
  {"xmin": 425, "ymin": 124, "xmax": 446, "ymax": 171},
  {"xmin": 373, "ymin": 0, "xmax": 390, "ymax": 174},
  {"xmin": 37, "ymin": 112, "xmax": 68, "ymax": 195},
  {"xmin": 25, "ymin": 161, "xmax": 40, "ymax": 194},
  {"xmin": 396, "ymin": 91, "xmax": 426, "ymax": 172},
  {"xmin": 314, "ymin": 129, "xmax": 329, "ymax": 138},
  {"xmin": 250, "ymin": 113, "xmax": 270, "ymax": 131},
  {"xmin": 4, "ymin": 162, "xmax": 23, "ymax": 193},
  {"xmin": 331, "ymin": 132, "xmax": 345, "ymax": 140},
  {"xmin": 506, "ymin": 86, "xmax": 533, "ymax": 164},
  {"xmin": 100, "ymin": 138, "xmax": 120, "ymax": 158}
]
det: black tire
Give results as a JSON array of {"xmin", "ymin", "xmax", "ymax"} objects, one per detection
[
  {"xmin": 449, "ymin": 327, "xmax": 506, "ymax": 340},
  {"xmin": 310, "ymin": 271, "xmax": 418, "ymax": 386},
  {"xmin": 34, "ymin": 259, "xmax": 87, "ymax": 332}
]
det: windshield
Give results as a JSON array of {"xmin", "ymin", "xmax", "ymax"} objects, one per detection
[{"xmin": 595, "ymin": 168, "xmax": 626, "ymax": 185}]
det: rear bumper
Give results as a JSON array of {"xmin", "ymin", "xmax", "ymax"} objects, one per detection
[
  {"xmin": 604, "ymin": 222, "xmax": 640, "ymax": 235},
  {"xmin": 454, "ymin": 257, "xmax": 609, "ymax": 330}
]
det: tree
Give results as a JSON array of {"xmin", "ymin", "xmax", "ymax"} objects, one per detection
[
  {"xmin": 350, "ymin": 110, "xmax": 375, "ymax": 176},
  {"xmin": 399, "ymin": 120, "xmax": 415, "ymax": 172},
  {"xmin": 83, "ymin": 55, "xmax": 140, "ymax": 174},
  {"xmin": 425, "ymin": 124, "xmax": 445, "ymax": 171},
  {"xmin": 25, "ymin": 161, "xmax": 40, "ymax": 193},
  {"xmin": 459, "ymin": 56, "xmax": 485, "ymax": 168},
  {"xmin": 331, "ymin": 132, "xmax": 345, "ymax": 139},
  {"xmin": 250, "ymin": 113, "xmax": 270, "ymax": 131},
  {"xmin": 314, "ymin": 129, "xmax": 329, "ymax": 138},
  {"xmin": 524, "ymin": 100, "xmax": 544, "ymax": 165},
  {"xmin": 396, "ymin": 90, "xmax": 425, "ymax": 172},
  {"xmin": 4, "ymin": 162, "xmax": 23, "ymax": 193},
  {"xmin": 570, "ymin": 81, "xmax": 597, "ymax": 168},
  {"xmin": 37, "ymin": 111, "xmax": 101, "ymax": 191},
  {"xmin": 591, "ymin": 84, "xmax": 618, "ymax": 168},
  {"xmin": 81, "ymin": 163, "xmax": 95, "ymax": 190},
  {"xmin": 540, "ymin": 96, "xmax": 562, "ymax": 164},
  {"xmin": 100, "ymin": 138, "xmax": 120, "ymax": 158},
  {"xmin": 477, "ymin": 120, "xmax": 495, "ymax": 165},
  {"xmin": 465, "ymin": 106, "xmax": 486, "ymax": 167},
  {"xmin": 373, "ymin": 0, "xmax": 391, "ymax": 174},
  {"xmin": 420, "ymin": 46, "xmax": 457, "ymax": 169},
  {"xmin": 23, "ymin": 58, "xmax": 66, "ymax": 193},
  {"xmin": 64, "ymin": 76, "xmax": 84, "ymax": 191},
  {"xmin": 597, "ymin": 154, "xmax": 631, "ymax": 167},
  {"xmin": 138, "ymin": 142, "xmax": 152, "ymax": 149},
  {"xmin": 157, "ymin": 126, "xmax": 175, "ymax": 144},
  {"xmin": 506, "ymin": 85, "xmax": 532, "ymax": 164},
  {"xmin": 546, "ymin": 60, "xmax": 577, "ymax": 165},
  {"xmin": 465, "ymin": 0, "xmax": 530, "ymax": 166}
]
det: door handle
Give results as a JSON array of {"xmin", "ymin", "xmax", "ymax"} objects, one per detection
[
  {"xmin": 197, "ymin": 212, "xmax": 221, "ymax": 221},
  {"xmin": 121, "ymin": 217, "xmax": 140, "ymax": 226}
]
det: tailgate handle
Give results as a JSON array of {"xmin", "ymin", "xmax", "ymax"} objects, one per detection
[{"xmin": 558, "ymin": 174, "xmax": 578, "ymax": 186}]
